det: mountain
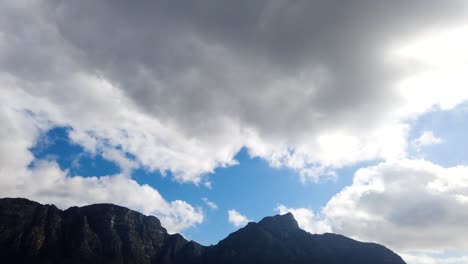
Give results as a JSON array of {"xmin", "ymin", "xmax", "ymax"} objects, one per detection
[{"xmin": 0, "ymin": 198, "xmax": 406, "ymax": 264}]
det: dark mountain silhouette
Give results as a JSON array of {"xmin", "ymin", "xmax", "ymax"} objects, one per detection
[{"xmin": 0, "ymin": 198, "xmax": 406, "ymax": 264}]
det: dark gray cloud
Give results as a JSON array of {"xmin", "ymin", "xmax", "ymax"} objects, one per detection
[
  {"xmin": 1, "ymin": 0, "xmax": 467, "ymax": 182},
  {"xmin": 53, "ymin": 0, "xmax": 466, "ymax": 138}
]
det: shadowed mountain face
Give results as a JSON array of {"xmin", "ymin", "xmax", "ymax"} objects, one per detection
[{"xmin": 0, "ymin": 198, "xmax": 406, "ymax": 264}]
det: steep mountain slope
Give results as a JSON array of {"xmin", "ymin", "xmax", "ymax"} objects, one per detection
[
  {"xmin": 0, "ymin": 198, "xmax": 406, "ymax": 264},
  {"xmin": 202, "ymin": 213, "xmax": 405, "ymax": 264}
]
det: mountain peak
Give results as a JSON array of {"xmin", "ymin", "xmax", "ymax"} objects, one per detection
[{"xmin": 258, "ymin": 212, "xmax": 300, "ymax": 231}]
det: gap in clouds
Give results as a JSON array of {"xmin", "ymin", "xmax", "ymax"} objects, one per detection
[
  {"xmin": 133, "ymin": 147, "xmax": 380, "ymax": 245},
  {"xmin": 29, "ymin": 126, "xmax": 121, "ymax": 177},
  {"xmin": 408, "ymin": 101, "xmax": 468, "ymax": 166}
]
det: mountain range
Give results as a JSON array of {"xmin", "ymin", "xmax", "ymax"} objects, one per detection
[{"xmin": 0, "ymin": 197, "xmax": 406, "ymax": 264}]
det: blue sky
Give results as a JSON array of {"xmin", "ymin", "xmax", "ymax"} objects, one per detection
[
  {"xmin": 408, "ymin": 102, "xmax": 468, "ymax": 167},
  {"xmin": 2, "ymin": 1, "xmax": 468, "ymax": 264}
]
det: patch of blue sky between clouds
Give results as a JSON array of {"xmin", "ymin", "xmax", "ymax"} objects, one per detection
[
  {"xmin": 29, "ymin": 126, "xmax": 121, "ymax": 177},
  {"xmin": 408, "ymin": 101, "xmax": 468, "ymax": 167},
  {"xmin": 133, "ymin": 147, "xmax": 379, "ymax": 245}
]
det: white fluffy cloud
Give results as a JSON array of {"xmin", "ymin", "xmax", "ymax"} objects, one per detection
[
  {"xmin": 21, "ymin": 162, "xmax": 203, "ymax": 234},
  {"xmin": 0, "ymin": 98, "xmax": 203, "ymax": 234},
  {"xmin": 392, "ymin": 25, "xmax": 468, "ymax": 116},
  {"xmin": 202, "ymin": 197, "xmax": 218, "ymax": 210},
  {"xmin": 228, "ymin": 210, "xmax": 250, "ymax": 227},
  {"xmin": 412, "ymin": 131, "xmax": 444, "ymax": 151},
  {"xmin": 322, "ymin": 159, "xmax": 468, "ymax": 252}
]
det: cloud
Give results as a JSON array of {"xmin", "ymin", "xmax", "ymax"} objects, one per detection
[
  {"xmin": 412, "ymin": 131, "xmax": 444, "ymax": 151},
  {"xmin": 0, "ymin": 101, "xmax": 202, "ymax": 234},
  {"xmin": 202, "ymin": 197, "xmax": 218, "ymax": 210},
  {"xmin": 25, "ymin": 161, "xmax": 203, "ymax": 233},
  {"xmin": 228, "ymin": 209, "xmax": 250, "ymax": 227},
  {"xmin": 322, "ymin": 159, "xmax": 468, "ymax": 252},
  {"xmin": 276, "ymin": 205, "xmax": 332, "ymax": 234},
  {"xmin": 1, "ymin": 0, "xmax": 468, "ymax": 185},
  {"xmin": 401, "ymin": 253, "xmax": 468, "ymax": 264},
  {"xmin": 391, "ymin": 25, "xmax": 468, "ymax": 115}
]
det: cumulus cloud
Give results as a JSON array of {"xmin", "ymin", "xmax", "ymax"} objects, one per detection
[
  {"xmin": 276, "ymin": 204, "xmax": 332, "ymax": 234},
  {"xmin": 412, "ymin": 131, "xmax": 444, "ymax": 151},
  {"xmin": 1, "ymin": 0, "xmax": 468, "ymax": 185},
  {"xmin": 322, "ymin": 159, "xmax": 468, "ymax": 251},
  {"xmin": 202, "ymin": 197, "xmax": 218, "ymax": 210},
  {"xmin": 0, "ymin": 100, "xmax": 202, "ymax": 233},
  {"xmin": 23, "ymin": 161, "xmax": 203, "ymax": 233},
  {"xmin": 228, "ymin": 210, "xmax": 250, "ymax": 227}
]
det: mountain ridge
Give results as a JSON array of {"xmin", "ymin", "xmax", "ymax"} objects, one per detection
[{"xmin": 0, "ymin": 197, "xmax": 406, "ymax": 264}]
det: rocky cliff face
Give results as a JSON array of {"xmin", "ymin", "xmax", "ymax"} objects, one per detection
[
  {"xmin": 0, "ymin": 198, "xmax": 200, "ymax": 264},
  {"xmin": 0, "ymin": 198, "xmax": 406, "ymax": 264}
]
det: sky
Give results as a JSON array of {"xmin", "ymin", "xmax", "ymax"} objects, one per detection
[{"xmin": 1, "ymin": 0, "xmax": 468, "ymax": 263}]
